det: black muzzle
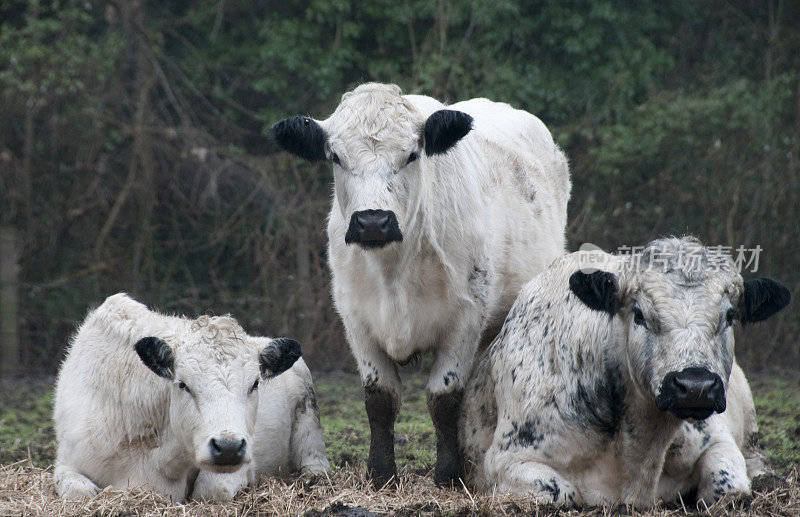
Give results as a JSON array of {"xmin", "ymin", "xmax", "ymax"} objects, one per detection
[
  {"xmin": 655, "ymin": 367, "xmax": 726, "ymax": 420},
  {"xmin": 345, "ymin": 209, "xmax": 403, "ymax": 248}
]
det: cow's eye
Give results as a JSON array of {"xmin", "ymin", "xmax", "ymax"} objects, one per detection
[
  {"xmin": 725, "ymin": 308, "xmax": 737, "ymax": 327},
  {"xmin": 177, "ymin": 381, "xmax": 192, "ymax": 395},
  {"xmin": 331, "ymin": 153, "xmax": 341, "ymax": 165},
  {"xmin": 405, "ymin": 152, "xmax": 418, "ymax": 166},
  {"xmin": 249, "ymin": 379, "xmax": 260, "ymax": 394},
  {"xmin": 633, "ymin": 308, "xmax": 647, "ymax": 328}
]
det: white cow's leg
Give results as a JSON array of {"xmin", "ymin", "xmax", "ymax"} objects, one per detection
[
  {"xmin": 426, "ymin": 321, "xmax": 480, "ymax": 486},
  {"xmin": 54, "ymin": 464, "xmax": 101, "ymax": 500},
  {"xmin": 291, "ymin": 385, "xmax": 331, "ymax": 477},
  {"xmin": 496, "ymin": 460, "xmax": 581, "ymax": 507},
  {"xmin": 695, "ymin": 435, "xmax": 750, "ymax": 503},
  {"xmin": 191, "ymin": 467, "xmax": 250, "ymax": 502},
  {"xmin": 349, "ymin": 323, "xmax": 401, "ymax": 488}
]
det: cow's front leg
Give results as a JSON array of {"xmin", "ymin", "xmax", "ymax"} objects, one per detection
[
  {"xmin": 352, "ymin": 331, "xmax": 401, "ymax": 489},
  {"xmin": 427, "ymin": 326, "xmax": 480, "ymax": 486},
  {"xmin": 695, "ymin": 435, "xmax": 750, "ymax": 503}
]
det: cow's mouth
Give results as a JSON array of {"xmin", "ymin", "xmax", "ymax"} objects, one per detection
[{"xmin": 198, "ymin": 460, "xmax": 249, "ymax": 474}]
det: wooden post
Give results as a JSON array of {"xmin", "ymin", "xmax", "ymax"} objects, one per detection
[{"xmin": 0, "ymin": 227, "xmax": 19, "ymax": 378}]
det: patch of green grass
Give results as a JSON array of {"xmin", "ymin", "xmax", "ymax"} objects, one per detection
[
  {"xmin": 751, "ymin": 375, "xmax": 800, "ymax": 475},
  {"xmin": 316, "ymin": 372, "xmax": 436, "ymax": 473},
  {"xmin": 1, "ymin": 369, "xmax": 798, "ymax": 484},
  {"xmin": 0, "ymin": 379, "xmax": 56, "ymax": 467}
]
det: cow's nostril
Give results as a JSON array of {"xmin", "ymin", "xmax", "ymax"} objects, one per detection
[{"xmin": 210, "ymin": 438, "xmax": 222, "ymax": 454}]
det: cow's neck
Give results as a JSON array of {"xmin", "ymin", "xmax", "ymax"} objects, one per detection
[{"xmin": 616, "ymin": 389, "xmax": 682, "ymax": 505}]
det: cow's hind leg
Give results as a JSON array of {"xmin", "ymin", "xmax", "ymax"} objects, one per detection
[
  {"xmin": 54, "ymin": 464, "xmax": 101, "ymax": 500},
  {"xmin": 427, "ymin": 324, "xmax": 480, "ymax": 487}
]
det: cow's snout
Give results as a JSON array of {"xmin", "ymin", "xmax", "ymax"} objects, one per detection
[
  {"xmin": 345, "ymin": 209, "xmax": 403, "ymax": 248},
  {"xmin": 208, "ymin": 436, "xmax": 247, "ymax": 466},
  {"xmin": 655, "ymin": 367, "xmax": 725, "ymax": 420}
]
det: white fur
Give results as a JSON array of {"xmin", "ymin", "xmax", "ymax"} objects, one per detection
[
  {"xmin": 53, "ymin": 293, "xmax": 329, "ymax": 501},
  {"xmin": 460, "ymin": 238, "xmax": 765, "ymax": 507},
  {"xmin": 324, "ymin": 82, "xmax": 570, "ymax": 400}
]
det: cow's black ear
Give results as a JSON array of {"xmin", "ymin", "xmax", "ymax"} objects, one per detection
[
  {"xmin": 741, "ymin": 278, "xmax": 790, "ymax": 325},
  {"xmin": 259, "ymin": 338, "xmax": 302, "ymax": 379},
  {"xmin": 271, "ymin": 116, "xmax": 327, "ymax": 162},
  {"xmin": 135, "ymin": 337, "xmax": 174, "ymax": 379},
  {"xmin": 569, "ymin": 270, "xmax": 619, "ymax": 315},
  {"xmin": 423, "ymin": 110, "xmax": 473, "ymax": 156}
]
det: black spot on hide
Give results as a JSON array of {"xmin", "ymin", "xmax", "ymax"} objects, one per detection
[
  {"xmin": 569, "ymin": 365, "xmax": 626, "ymax": 439},
  {"xmin": 423, "ymin": 110, "xmax": 473, "ymax": 156},
  {"xmin": 501, "ymin": 419, "xmax": 544, "ymax": 451},
  {"xmin": 271, "ymin": 116, "xmax": 327, "ymax": 162}
]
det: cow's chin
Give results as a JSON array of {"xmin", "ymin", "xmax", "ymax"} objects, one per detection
[{"xmin": 197, "ymin": 460, "xmax": 250, "ymax": 474}]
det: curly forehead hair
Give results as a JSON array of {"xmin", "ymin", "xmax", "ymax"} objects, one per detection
[
  {"xmin": 189, "ymin": 315, "xmax": 246, "ymax": 346},
  {"xmin": 631, "ymin": 236, "xmax": 741, "ymax": 290},
  {"xmin": 331, "ymin": 82, "xmax": 420, "ymax": 143}
]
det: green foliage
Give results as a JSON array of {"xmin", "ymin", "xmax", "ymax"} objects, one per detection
[
  {"xmin": 0, "ymin": 0, "xmax": 797, "ymax": 372},
  {"xmin": 752, "ymin": 376, "xmax": 800, "ymax": 474},
  {"xmin": 0, "ymin": 381, "xmax": 54, "ymax": 467},
  {"xmin": 317, "ymin": 372, "xmax": 436, "ymax": 472}
]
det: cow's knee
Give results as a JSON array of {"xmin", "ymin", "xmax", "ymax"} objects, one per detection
[
  {"xmin": 428, "ymin": 388, "xmax": 464, "ymax": 487},
  {"xmin": 364, "ymin": 381, "xmax": 400, "ymax": 489},
  {"xmin": 54, "ymin": 465, "xmax": 100, "ymax": 500}
]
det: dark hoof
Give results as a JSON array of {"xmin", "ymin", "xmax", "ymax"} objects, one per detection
[
  {"xmin": 366, "ymin": 463, "xmax": 396, "ymax": 490},
  {"xmin": 433, "ymin": 463, "xmax": 462, "ymax": 488}
]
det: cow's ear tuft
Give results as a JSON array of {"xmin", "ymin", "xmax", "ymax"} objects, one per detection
[
  {"xmin": 259, "ymin": 338, "xmax": 302, "ymax": 379},
  {"xmin": 741, "ymin": 277, "xmax": 790, "ymax": 325},
  {"xmin": 569, "ymin": 270, "xmax": 619, "ymax": 315},
  {"xmin": 271, "ymin": 116, "xmax": 327, "ymax": 162},
  {"xmin": 135, "ymin": 337, "xmax": 174, "ymax": 379},
  {"xmin": 423, "ymin": 110, "xmax": 473, "ymax": 156}
]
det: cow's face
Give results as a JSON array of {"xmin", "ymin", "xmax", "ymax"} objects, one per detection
[
  {"xmin": 135, "ymin": 316, "xmax": 301, "ymax": 473},
  {"xmin": 272, "ymin": 83, "xmax": 472, "ymax": 250},
  {"xmin": 570, "ymin": 238, "xmax": 790, "ymax": 420}
]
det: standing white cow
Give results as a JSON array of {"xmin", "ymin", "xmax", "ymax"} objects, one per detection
[
  {"xmin": 54, "ymin": 293, "xmax": 330, "ymax": 501},
  {"xmin": 272, "ymin": 83, "xmax": 570, "ymax": 486},
  {"xmin": 459, "ymin": 237, "xmax": 790, "ymax": 507}
]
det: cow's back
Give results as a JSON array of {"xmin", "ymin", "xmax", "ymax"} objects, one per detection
[{"xmin": 449, "ymin": 98, "xmax": 570, "ymax": 215}]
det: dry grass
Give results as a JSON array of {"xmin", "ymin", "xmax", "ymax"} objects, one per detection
[{"xmin": 1, "ymin": 460, "xmax": 798, "ymax": 517}]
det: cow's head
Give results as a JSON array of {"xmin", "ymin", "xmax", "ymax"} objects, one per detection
[
  {"xmin": 570, "ymin": 237, "xmax": 789, "ymax": 420},
  {"xmin": 272, "ymin": 83, "xmax": 472, "ymax": 250},
  {"xmin": 134, "ymin": 316, "xmax": 301, "ymax": 473}
]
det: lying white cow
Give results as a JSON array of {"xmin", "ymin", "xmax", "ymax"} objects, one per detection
[
  {"xmin": 272, "ymin": 82, "xmax": 570, "ymax": 486},
  {"xmin": 53, "ymin": 293, "xmax": 329, "ymax": 501},
  {"xmin": 460, "ymin": 237, "xmax": 789, "ymax": 507}
]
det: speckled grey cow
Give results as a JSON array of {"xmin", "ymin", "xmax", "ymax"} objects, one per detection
[{"xmin": 459, "ymin": 237, "xmax": 790, "ymax": 507}]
